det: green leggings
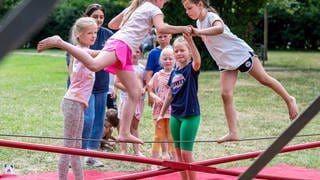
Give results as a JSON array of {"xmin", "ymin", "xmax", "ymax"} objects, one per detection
[{"xmin": 170, "ymin": 115, "xmax": 200, "ymax": 151}]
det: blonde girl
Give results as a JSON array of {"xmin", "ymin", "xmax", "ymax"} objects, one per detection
[
  {"xmin": 37, "ymin": 0, "xmax": 191, "ymax": 144},
  {"xmin": 148, "ymin": 47, "xmax": 177, "ymax": 169},
  {"xmin": 58, "ymin": 17, "xmax": 98, "ymax": 180},
  {"xmin": 158, "ymin": 34, "xmax": 201, "ymax": 180},
  {"xmin": 182, "ymin": 0, "xmax": 299, "ymax": 143}
]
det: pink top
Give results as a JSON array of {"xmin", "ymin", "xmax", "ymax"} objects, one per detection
[
  {"xmin": 148, "ymin": 70, "xmax": 171, "ymax": 120},
  {"xmin": 64, "ymin": 48, "xmax": 95, "ymax": 108}
]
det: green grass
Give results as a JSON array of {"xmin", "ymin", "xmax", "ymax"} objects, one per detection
[{"xmin": 0, "ymin": 50, "xmax": 320, "ymax": 175}]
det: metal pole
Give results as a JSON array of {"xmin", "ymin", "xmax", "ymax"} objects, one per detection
[{"xmin": 239, "ymin": 96, "xmax": 320, "ymax": 179}]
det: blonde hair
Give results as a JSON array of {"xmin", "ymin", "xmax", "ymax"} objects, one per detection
[
  {"xmin": 120, "ymin": 0, "xmax": 146, "ymax": 27},
  {"xmin": 159, "ymin": 46, "xmax": 174, "ymax": 66},
  {"xmin": 173, "ymin": 36, "xmax": 190, "ymax": 50},
  {"xmin": 70, "ymin": 17, "xmax": 97, "ymax": 45}
]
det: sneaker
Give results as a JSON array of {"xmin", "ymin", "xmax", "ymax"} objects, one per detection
[{"xmin": 85, "ymin": 157, "xmax": 104, "ymax": 167}]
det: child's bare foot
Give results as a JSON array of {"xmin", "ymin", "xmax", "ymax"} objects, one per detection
[
  {"xmin": 288, "ymin": 96, "xmax": 299, "ymax": 121},
  {"xmin": 217, "ymin": 133, "xmax": 239, "ymax": 144},
  {"xmin": 162, "ymin": 153, "xmax": 170, "ymax": 160},
  {"xmin": 117, "ymin": 134, "xmax": 143, "ymax": 144},
  {"xmin": 37, "ymin": 35, "xmax": 62, "ymax": 52},
  {"xmin": 135, "ymin": 152, "xmax": 145, "ymax": 157},
  {"xmin": 151, "ymin": 165, "xmax": 159, "ymax": 171}
]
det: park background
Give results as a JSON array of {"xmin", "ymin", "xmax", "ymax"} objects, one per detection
[{"xmin": 0, "ymin": 0, "xmax": 320, "ymax": 176}]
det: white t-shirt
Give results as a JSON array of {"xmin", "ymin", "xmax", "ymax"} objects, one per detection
[
  {"xmin": 112, "ymin": 2, "xmax": 162, "ymax": 52},
  {"xmin": 197, "ymin": 12, "xmax": 253, "ymax": 70}
]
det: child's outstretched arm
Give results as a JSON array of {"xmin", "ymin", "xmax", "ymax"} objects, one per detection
[
  {"xmin": 191, "ymin": 20, "xmax": 224, "ymax": 36},
  {"xmin": 153, "ymin": 14, "xmax": 191, "ymax": 35},
  {"xmin": 108, "ymin": 10, "xmax": 125, "ymax": 30},
  {"xmin": 183, "ymin": 33, "xmax": 201, "ymax": 71}
]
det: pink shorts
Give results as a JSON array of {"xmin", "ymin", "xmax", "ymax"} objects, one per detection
[{"xmin": 103, "ymin": 39, "xmax": 134, "ymax": 74}]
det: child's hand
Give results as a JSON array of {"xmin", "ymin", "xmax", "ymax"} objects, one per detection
[
  {"xmin": 156, "ymin": 116, "xmax": 164, "ymax": 128},
  {"xmin": 183, "ymin": 26, "xmax": 192, "ymax": 35},
  {"xmin": 154, "ymin": 97, "xmax": 163, "ymax": 106},
  {"xmin": 189, "ymin": 26, "xmax": 199, "ymax": 36},
  {"xmin": 183, "ymin": 32, "xmax": 193, "ymax": 42},
  {"xmin": 140, "ymin": 87, "xmax": 146, "ymax": 96}
]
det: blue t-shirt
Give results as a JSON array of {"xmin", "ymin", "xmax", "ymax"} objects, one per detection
[
  {"xmin": 168, "ymin": 62, "xmax": 200, "ymax": 118},
  {"xmin": 90, "ymin": 27, "xmax": 113, "ymax": 94},
  {"xmin": 145, "ymin": 47, "xmax": 163, "ymax": 75}
]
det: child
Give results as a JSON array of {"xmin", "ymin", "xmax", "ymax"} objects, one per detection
[
  {"xmin": 158, "ymin": 34, "xmax": 201, "ymax": 180},
  {"xmin": 145, "ymin": 30, "xmax": 173, "ymax": 160},
  {"xmin": 101, "ymin": 108, "xmax": 119, "ymax": 150},
  {"xmin": 80, "ymin": 3, "xmax": 114, "ymax": 168},
  {"xmin": 148, "ymin": 47, "xmax": 176, "ymax": 168},
  {"xmin": 115, "ymin": 46, "xmax": 146, "ymax": 156},
  {"xmin": 146, "ymin": 30, "xmax": 173, "ymax": 106},
  {"xmin": 37, "ymin": 0, "xmax": 192, "ymax": 144},
  {"xmin": 182, "ymin": 0, "xmax": 299, "ymax": 143},
  {"xmin": 58, "ymin": 17, "xmax": 98, "ymax": 180}
]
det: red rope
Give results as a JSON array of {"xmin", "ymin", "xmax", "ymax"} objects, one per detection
[
  {"xmin": 102, "ymin": 141, "xmax": 320, "ymax": 180},
  {"xmin": 0, "ymin": 139, "xmax": 216, "ymax": 174}
]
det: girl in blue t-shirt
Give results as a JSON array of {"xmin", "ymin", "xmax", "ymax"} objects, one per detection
[{"xmin": 158, "ymin": 34, "xmax": 201, "ymax": 180}]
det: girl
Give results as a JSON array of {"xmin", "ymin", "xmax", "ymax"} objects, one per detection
[
  {"xmin": 148, "ymin": 47, "xmax": 176, "ymax": 169},
  {"xmin": 182, "ymin": 0, "xmax": 299, "ymax": 143},
  {"xmin": 58, "ymin": 17, "xmax": 98, "ymax": 180},
  {"xmin": 80, "ymin": 3, "xmax": 114, "ymax": 167},
  {"xmin": 115, "ymin": 45, "xmax": 146, "ymax": 156},
  {"xmin": 158, "ymin": 35, "xmax": 201, "ymax": 180},
  {"xmin": 37, "ymin": 0, "xmax": 191, "ymax": 144}
]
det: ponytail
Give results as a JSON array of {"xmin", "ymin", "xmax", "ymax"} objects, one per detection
[{"xmin": 120, "ymin": 0, "xmax": 145, "ymax": 27}]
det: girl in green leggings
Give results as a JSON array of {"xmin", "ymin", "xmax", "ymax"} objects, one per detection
[{"xmin": 158, "ymin": 34, "xmax": 201, "ymax": 180}]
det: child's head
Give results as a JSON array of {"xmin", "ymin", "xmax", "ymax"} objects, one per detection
[
  {"xmin": 106, "ymin": 108, "xmax": 119, "ymax": 128},
  {"xmin": 173, "ymin": 36, "xmax": 191, "ymax": 66},
  {"xmin": 155, "ymin": 29, "xmax": 172, "ymax": 48},
  {"xmin": 70, "ymin": 17, "xmax": 98, "ymax": 46},
  {"xmin": 159, "ymin": 47, "xmax": 175, "ymax": 71},
  {"xmin": 83, "ymin": 3, "xmax": 105, "ymax": 28},
  {"xmin": 182, "ymin": 0, "xmax": 218, "ymax": 20},
  {"xmin": 120, "ymin": 0, "xmax": 168, "ymax": 27},
  {"xmin": 133, "ymin": 45, "xmax": 143, "ymax": 65}
]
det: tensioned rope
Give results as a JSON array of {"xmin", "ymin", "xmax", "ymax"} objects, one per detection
[{"xmin": 0, "ymin": 133, "xmax": 319, "ymax": 143}]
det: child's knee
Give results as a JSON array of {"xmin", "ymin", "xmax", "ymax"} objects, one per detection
[{"xmin": 221, "ymin": 91, "xmax": 233, "ymax": 101}]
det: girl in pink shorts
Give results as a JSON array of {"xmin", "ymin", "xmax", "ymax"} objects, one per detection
[{"xmin": 37, "ymin": 0, "xmax": 191, "ymax": 144}]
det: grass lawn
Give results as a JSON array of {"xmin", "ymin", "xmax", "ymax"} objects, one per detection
[{"xmin": 0, "ymin": 50, "xmax": 320, "ymax": 175}]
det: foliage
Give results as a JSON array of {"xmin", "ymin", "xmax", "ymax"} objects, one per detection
[
  {"xmin": 1, "ymin": 0, "xmax": 320, "ymax": 53},
  {"xmin": 27, "ymin": 0, "xmax": 124, "ymax": 47},
  {"xmin": 0, "ymin": 0, "xmax": 21, "ymax": 18},
  {"xmin": 254, "ymin": 0, "xmax": 320, "ymax": 50}
]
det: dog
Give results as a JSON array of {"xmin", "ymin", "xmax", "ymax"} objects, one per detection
[{"xmin": 3, "ymin": 164, "xmax": 14, "ymax": 174}]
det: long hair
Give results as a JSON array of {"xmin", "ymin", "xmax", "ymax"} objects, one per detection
[
  {"xmin": 182, "ymin": 0, "xmax": 218, "ymax": 14},
  {"xmin": 120, "ymin": 0, "xmax": 145, "ymax": 27},
  {"xmin": 70, "ymin": 17, "xmax": 97, "ymax": 45}
]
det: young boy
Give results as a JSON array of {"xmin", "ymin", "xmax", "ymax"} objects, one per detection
[{"xmin": 101, "ymin": 108, "xmax": 119, "ymax": 150}]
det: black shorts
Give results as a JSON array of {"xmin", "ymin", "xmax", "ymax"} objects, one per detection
[
  {"xmin": 238, "ymin": 52, "xmax": 255, "ymax": 72},
  {"xmin": 219, "ymin": 52, "xmax": 255, "ymax": 72}
]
